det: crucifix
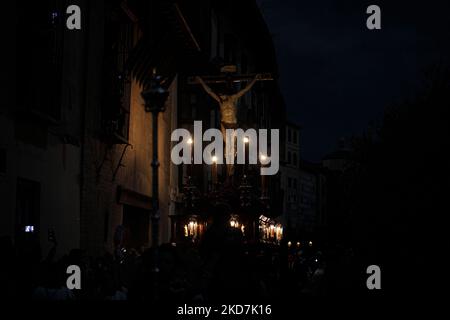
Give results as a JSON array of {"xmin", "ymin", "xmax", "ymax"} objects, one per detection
[{"xmin": 189, "ymin": 65, "xmax": 273, "ymax": 177}]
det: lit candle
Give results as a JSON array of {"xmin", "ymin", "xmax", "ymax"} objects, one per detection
[
  {"xmin": 260, "ymin": 154, "xmax": 268, "ymax": 198},
  {"xmin": 187, "ymin": 137, "xmax": 193, "ymax": 175},
  {"xmin": 189, "ymin": 221, "xmax": 194, "ymax": 236},
  {"xmin": 212, "ymin": 155, "xmax": 218, "ymax": 186}
]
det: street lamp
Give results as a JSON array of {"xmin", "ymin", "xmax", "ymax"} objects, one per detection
[{"xmin": 141, "ymin": 71, "xmax": 169, "ymax": 275}]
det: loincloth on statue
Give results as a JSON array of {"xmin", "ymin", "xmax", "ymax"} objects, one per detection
[{"xmin": 221, "ymin": 121, "xmax": 238, "ymax": 130}]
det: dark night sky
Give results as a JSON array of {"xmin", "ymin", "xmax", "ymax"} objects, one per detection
[{"xmin": 257, "ymin": 0, "xmax": 450, "ymax": 161}]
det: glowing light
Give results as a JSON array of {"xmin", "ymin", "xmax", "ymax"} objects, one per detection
[
  {"xmin": 260, "ymin": 154, "xmax": 267, "ymax": 162},
  {"xmin": 184, "ymin": 218, "xmax": 204, "ymax": 239},
  {"xmin": 309, "ymin": 241, "xmax": 313, "ymax": 247},
  {"xmin": 212, "ymin": 155, "xmax": 218, "ymax": 163},
  {"xmin": 243, "ymin": 137, "xmax": 250, "ymax": 143},
  {"xmin": 187, "ymin": 137, "xmax": 193, "ymax": 145},
  {"xmin": 287, "ymin": 241, "xmax": 292, "ymax": 247},
  {"xmin": 229, "ymin": 215, "xmax": 240, "ymax": 229},
  {"xmin": 297, "ymin": 242, "xmax": 301, "ymax": 247}
]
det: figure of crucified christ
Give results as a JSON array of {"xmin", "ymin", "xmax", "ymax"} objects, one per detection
[
  {"xmin": 196, "ymin": 74, "xmax": 260, "ymax": 178},
  {"xmin": 195, "ymin": 75, "xmax": 260, "ymax": 135}
]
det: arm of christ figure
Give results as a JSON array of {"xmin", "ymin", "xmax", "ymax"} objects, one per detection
[
  {"xmin": 196, "ymin": 76, "xmax": 221, "ymax": 102},
  {"xmin": 232, "ymin": 75, "xmax": 259, "ymax": 100}
]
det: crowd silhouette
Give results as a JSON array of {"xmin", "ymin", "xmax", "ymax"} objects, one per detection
[{"xmin": 1, "ymin": 203, "xmax": 337, "ymax": 301}]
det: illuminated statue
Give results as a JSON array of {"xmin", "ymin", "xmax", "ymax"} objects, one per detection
[
  {"xmin": 195, "ymin": 74, "xmax": 260, "ymax": 178},
  {"xmin": 196, "ymin": 75, "xmax": 260, "ymax": 135},
  {"xmin": 190, "ymin": 67, "xmax": 273, "ymax": 178}
]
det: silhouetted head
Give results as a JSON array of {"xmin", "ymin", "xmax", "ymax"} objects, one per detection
[{"xmin": 211, "ymin": 202, "xmax": 232, "ymax": 227}]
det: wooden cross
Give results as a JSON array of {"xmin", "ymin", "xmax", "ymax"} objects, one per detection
[
  {"xmin": 187, "ymin": 72, "xmax": 273, "ymax": 85},
  {"xmin": 187, "ymin": 66, "xmax": 274, "ymax": 131},
  {"xmin": 187, "ymin": 67, "xmax": 273, "ymax": 178}
]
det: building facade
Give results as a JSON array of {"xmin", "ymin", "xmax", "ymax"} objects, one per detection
[
  {"xmin": 280, "ymin": 122, "xmax": 301, "ymax": 238},
  {"xmin": 280, "ymin": 123, "xmax": 327, "ymax": 243},
  {"xmin": 1, "ymin": 0, "xmax": 87, "ymax": 256},
  {"xmin": 298, "ymin": 161, "xmax": 327, "ymax": 239},
  {"xmin": 3, "ymin": 0, "xmax": 286, "ymax": 257}
]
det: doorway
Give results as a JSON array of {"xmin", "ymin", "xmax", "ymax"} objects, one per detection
[{"xmin": 122, "ymin": 205, "xmax": 150, "ymax": 251}]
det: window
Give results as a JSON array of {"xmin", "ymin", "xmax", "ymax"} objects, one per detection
[
  {"xmin": 16, "ymin": 178, "xmax": 41, "ymax": 236},
  {"xmin": 293, "ymin": 179, "xmax": 298, "ymax": 190},
  {"xmin": 17, "ymin": 0, "xmax": 64, "ymax": 120},
  {"xmin": 102, "ymin": 5, "xmax": 133, "ymax": 143},
  {"xmin": 293, "ymin": 131, "xmax": 298, "ymax": 144},
  {"xmin": 287, "ymin": 151, "xmax": 292, "ymax": 164},
  {"xmin": 288, "ymin": 177, "xmax": 292, "ymax": 188},
  {"xmin": 293, "ymin": 153, "xmax": 298, "ymax": 166},
  {"xmin": 122, "ymin": 205, "xmax": 150, "ymax": 250},
  {"xmin": 287, "ymin": 128, "xmax": 292, "ymax": 143}
]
